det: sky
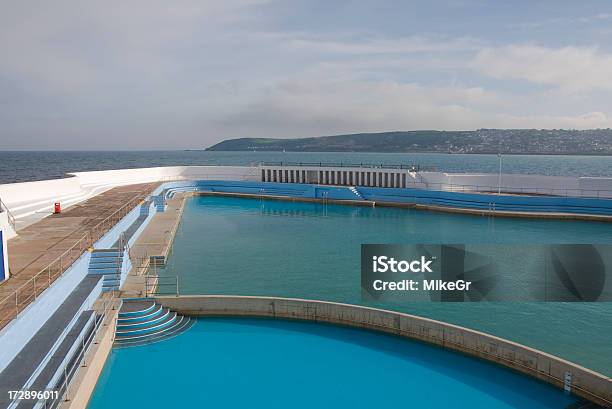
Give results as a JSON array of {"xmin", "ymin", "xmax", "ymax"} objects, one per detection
[{"xmin": 1, "ymin": 0, "xmax": 612, "ymax": 150}]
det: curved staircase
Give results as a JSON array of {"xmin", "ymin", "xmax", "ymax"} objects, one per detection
[{"xmin": 114, "ymin": 299, "xmax": 194, "ymax": 347}]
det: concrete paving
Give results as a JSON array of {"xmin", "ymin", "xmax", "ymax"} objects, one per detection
[
  {"xmin": 122, "ymin": 193, "xmax": 187, "ymax": 297},
  {"xmin": 0, "ymin": 183, "xmax": 159, "ymax": 328}
]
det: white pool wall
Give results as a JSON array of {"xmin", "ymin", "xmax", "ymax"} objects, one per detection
[{"xmin": 2, "ymin": 165, "xmax": 612, "ymax": 236}]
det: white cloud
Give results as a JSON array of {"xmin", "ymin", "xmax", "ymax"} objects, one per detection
[
  {"xmin": 0, "ymin": 0, "xmax": 268, "ymax": 91},
  {"xmin": 515, "ymin": 13, "xmax": 612, "ymax": 28},
  {"xmin": 474, "ymin": 45, "xmax": 612, "ymax": 91},
  {"xmin": 1, "ymin": 1, "xmax": 612, "ymax": 149},
  {"xmin": 283, "ymin": 34, "xmax": 481, "ymax": 55},
  {"xmin": 594, "ymin": 13, "xmax": 612, "ymax": 20}
]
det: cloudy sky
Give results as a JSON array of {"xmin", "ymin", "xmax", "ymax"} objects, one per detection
[{"xmin": 1, "ymin": 0, "xmax": 612, "ymax": 149}]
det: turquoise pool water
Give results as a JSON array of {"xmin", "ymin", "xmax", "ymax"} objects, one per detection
[
  {"xmin": 160, "ymin": 196, "xmax": 612, "ymax": 375},
  {"xmin": 89, "ymin": 318, "xmax": 577, "ymax": 408}
]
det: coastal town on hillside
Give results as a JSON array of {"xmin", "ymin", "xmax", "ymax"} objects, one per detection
[{"xmin": 207, "ymin": 128, "xmax": 612, "ymax": 155}]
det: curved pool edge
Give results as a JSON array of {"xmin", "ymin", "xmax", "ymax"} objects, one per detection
[{"xmin": 154, "ymin": 294, "xmax": 612, "ymax": 407}]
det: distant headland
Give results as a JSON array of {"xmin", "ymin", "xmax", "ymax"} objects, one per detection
[{"xmin": 206, "ymin": 129, "xmax": 612, "ymax": 155}]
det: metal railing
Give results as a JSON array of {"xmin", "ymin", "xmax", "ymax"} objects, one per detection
[
  {"xmin": 0, "ymin": 196, "xmax": 16, "ymax": 231},
  {"xmin": 0, "ymin": 232, "xmax": 90, "ymax": 329},
  {"xmin": 86, "ymin": 195, "xmax": 144, "ymax": 245},
  {"xmin": 402, "ymin": 181, "xmax": 612, "ymax": 199},
  {"xmin": 0, "ymin": 195, "xmax": 144, "ymax": 330},
  {"xmin": 145, "ymin": 274, "xmax": 179, "ymax": 297},
  {"xmin": 127, "ymin": 243, "xmax": 150, "ymax": 276},
  {"xmin": 260, "ymin": 161, "xmax": 433, "ymax": 171},
  {"xmin": 168, "ymin": 195, "xmax": 186, "ymax": 241},
  {"xmin": 37, "ymin": 295, "xmax": 120, "ymax": 408}
]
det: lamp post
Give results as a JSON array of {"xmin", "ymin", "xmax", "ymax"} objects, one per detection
[{"xmin": 497, "ymin": 153, "xmax": 502, "ymax": 195}]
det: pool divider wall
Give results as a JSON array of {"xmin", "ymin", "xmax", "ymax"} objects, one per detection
[
  {"xmin": 158, "ymin": 179, "xmax": 612, "ymax": 220},
  {"xmin": 154, "ymin": 295, "xmax": 612, "ymax": 407}
]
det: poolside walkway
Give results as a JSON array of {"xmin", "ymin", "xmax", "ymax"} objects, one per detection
[
  {"xmin": 122, "ymin": 192, "xmax": 188, "ymax": 297},
  {"xmin": 0, "ymin": 182, "xmax": 159, "ymax": 329}
]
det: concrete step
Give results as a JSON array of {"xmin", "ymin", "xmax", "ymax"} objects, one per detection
[
  {"xmin": 115, "ymin": 300, "xmax": 193, "ymax": 346},
  {"xmin": 118, "ymin": 305, "xmax": 164, "ymax": 324},
  {"xmin": 117, "ymin": 309, "xmax": 172, "ymax": 330},
  {"xmin": 89, "ymin": 258, "xmax": 122, "ymax": 265},
  {"xmin": 91, "ymin": 252, "xmax": 123, "ymax": 259},
  {"xmin": 115, "ymin": 316, "xmax": 195, "ymax": 348},
  {"xmin": 115, "ymin": 312, "xmax": 177, "ymax": 337},
  {"xmin": 89, "ymin": 265, "xmax": 122, "ymax": 272},
  {"xmin": 91, "ymin": 248, "xmax": 123, "ymax": 253},
  {"xmin": 118, "ymin": 300, "xmax": 156, "ymax": 318}
]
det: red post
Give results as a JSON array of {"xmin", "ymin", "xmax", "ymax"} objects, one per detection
[{"xmin": 54, "ymin": 202, "xmax": 61, "ymax": 214}]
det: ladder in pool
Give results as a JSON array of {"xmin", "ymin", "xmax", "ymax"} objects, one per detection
[{"xmin": 348, "ymin": 186, "xmax": 364, "ymax": 200}]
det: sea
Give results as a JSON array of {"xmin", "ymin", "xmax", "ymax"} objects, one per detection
[{"xmin": 1, "ymin": 150, "xmax": 612, "ymax": 184}]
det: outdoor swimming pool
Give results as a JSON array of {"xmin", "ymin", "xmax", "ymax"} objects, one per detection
[
  {"xmin": 159, "ymin": 195, "xmax": 612, "ymax": 375},
  {"xmin": 89, "ymin": 318, "xmax": 577, "ymax": 408}
]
